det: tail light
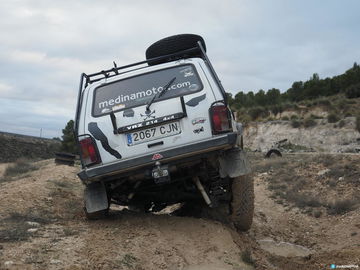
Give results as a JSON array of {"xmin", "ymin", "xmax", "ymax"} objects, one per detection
[
  {"xmin": 209, "ymin": 102, "xmax": 232, "ymax": 134},
  {"xmin": 79, "ymin": 136, "xmax": 101, "ymax": 167}
]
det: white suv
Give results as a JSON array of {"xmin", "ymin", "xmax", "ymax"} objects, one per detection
[{"xmin": 74, "ymin": 34, "xmax": 254, "ymax": 231}]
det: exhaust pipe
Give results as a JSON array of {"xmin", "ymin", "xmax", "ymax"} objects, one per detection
[{"xmin": 193, "ymin": 176, "xmax": 213, "ymax": 207}]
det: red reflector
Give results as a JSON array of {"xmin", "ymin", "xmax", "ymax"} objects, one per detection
[
  {"xmin": 211, "ymin": 104, "xmax": 231, "ymax": 134},
  {"xmin": 79, "ymin": 137, "xmax": 100, "ymax": 166}
]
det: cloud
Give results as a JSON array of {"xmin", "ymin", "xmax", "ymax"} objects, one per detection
[{"xmin": 0, "ymin": 0, "xmax": 359, "ymax": 137}]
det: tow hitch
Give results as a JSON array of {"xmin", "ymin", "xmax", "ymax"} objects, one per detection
[{"xmin": 152, "ymin": 161, "xmax": 170, "ymax": 184}]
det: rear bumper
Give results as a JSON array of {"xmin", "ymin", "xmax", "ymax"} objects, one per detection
[{"xmin": 78, "ymin": 132, "xmax": 237, "ymax": 182}]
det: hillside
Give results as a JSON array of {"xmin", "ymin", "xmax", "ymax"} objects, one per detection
[
  {"xmin": 0, "ymin": 132, "xmax": 61, "ymax": 163},
  {"xmin": 244, "ymin": 117, "xmax": 360, "ymax": 153},
  {"xmin": 239, "ymin": 95, "xmax": 360, "ymax": 153}
]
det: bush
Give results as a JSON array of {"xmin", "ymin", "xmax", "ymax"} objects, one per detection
[
  {"xmin": 313, "ymin": 210, "xmax": 322, "ymax": 218},
  {"xmin": 338, "ymin": 120, "xmax": 346, "ymax": 128},
  {"xmin": 290, "ymin": 114, "xmax": 299, "ymax": 120},
  {"xmin": 310, "ymin": 114, "xmax": 322, "ymax": 119},
  {"xmin": 356, "ymin": 115, "xmax": 360, "ymax": 133},
  {"xmin": 285, "ymin": 191, "xmax": 322, "ymax": 208},
  {"xmin": 345, "ymin": 83, "xmax": 360, "ymax": 99},
  {"xmin": 318, "ymin": 99, "xmax": 331, "ymax": 106},
  {"xmin": 304, "ymin": 118, "xmax": 317, "ymax": 128},
  {"xmin": 291, "ymin": 119, "xmax": 301, "ymax": 128},
  {"xmin": 3, "ymin": 159, "xmax": 38, "ymax": 178},
  {"xmin": 327, "ymin": 113, "xmax": 340, "ymax": 123},
  {"xmin": 281, "ymin": 116, "xmax": 289, "ymax": 121},
  {"xmin": 248, "ymin": 107, "xmax": 269, "ymax": 120},
  {"xmin": 327, "ymin": 199, "xmax": 357, "ymax": 215}
]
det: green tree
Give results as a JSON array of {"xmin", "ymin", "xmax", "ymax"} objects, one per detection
[
  {"xmin": 266, "ymin": 88, "xmax": 281, "ymax": 105},
  {"xmin": 254, "ymin": 89, "xmax": 267, "ymax": 106},
  {"xmin": 61, "ymin": 120, "xmax": 77, "ymax": 153}
]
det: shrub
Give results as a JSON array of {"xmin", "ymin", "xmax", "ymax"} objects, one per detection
[
  {"xmin": 345, "ymin": 83, "xmax": 360, "ymax": 99},
  {"xmin": 327, "ymin": 199, "xmax": 357, "ymax": 215},
  {"xmin": 290, "ymin": 114, "xmax": 299, "ymax": 120},
  {"xmin": 318, "ymin": 99, "xmax": 331, "ymax": 106},
  {"xmin": 291, "ymin": 119, "xmax": 301, "ymax": 128},
  {"xmin": 327, "ymin": 113, "xmax": 340, "ymax": 123},
  {"xmin": 281, "ymin": 116, "xmax": 289, "ymax": 121},
  {"xmin": 313, "ymin": 210, "xmax": 322, "ymax": 218},
  {"xmin": 304, "ymin": 118, "xmax": 317, "ymax": 128},
  {"xmin": 285, "ymin": 191, "xmax": 322, "ymax": 208},
  {"xmin": 3, "ymin": 159, "xmax": 38, "ymax": 178},
  {"xmin": 338, "ymin": 120, "xmax": 346, "ymax": 128},
  {"xmin": 248, "ymin": 107, "xmax": 265, "ymax": 120},
  {"xmin": 310, "ymin": 114, "xmax": 322, "ymax": 119}
]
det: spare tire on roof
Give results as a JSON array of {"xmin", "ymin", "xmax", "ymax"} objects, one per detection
[{"xmin": 145, "ymin": 34, "xmax": 206, "ymax": 66}]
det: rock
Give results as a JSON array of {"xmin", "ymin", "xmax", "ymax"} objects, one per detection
[
  {"xmin": 26, "ymin": 221, "xmax": 40, "ymax": 227},
  {"xmin": 4, "ymin": 261, "xmax": 14, "ymax": 266},
  {"xmin": 50, "ymin": 259, "xmax": 62, "ymax": 264},
  {"xmin": 27, "ymin": 228, "xmax": 38, "ymax": 233},
  {"xmin": 338, "ymin": 177, "xmax": 344, "ymax": 181},
  {"xmin": 317, "ymin": 169, "xmax": 330, "ymax": 176}
]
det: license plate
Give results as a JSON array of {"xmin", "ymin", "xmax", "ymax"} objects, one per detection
[{"xmin": 126, "ymin": 121, "xmax": 181, "ymax": 145}]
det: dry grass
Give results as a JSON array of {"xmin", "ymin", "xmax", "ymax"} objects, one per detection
[
  {"xmin": 1, "ymin": 159, "xmax": 38, "ymax": 183},
  {"xmin": 283, "ymin": 191, "xmax": 323, "ymax": 208},
  {"xmin": 327, "ymin": 199, "xmax": 358, "ymax": 215},
  {"xmin": 252, "ymin": 153, "xmax": 360, "ymax": 216}
]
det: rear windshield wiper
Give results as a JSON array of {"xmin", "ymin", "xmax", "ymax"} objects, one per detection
[{"xmin": 146, "ymin": 77, "xmax": 176, "ymax": 112}]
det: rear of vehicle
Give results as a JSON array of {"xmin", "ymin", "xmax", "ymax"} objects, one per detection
[{"xmin": 74, "ymin": 34, "xmax": 253, "ymax": 231}]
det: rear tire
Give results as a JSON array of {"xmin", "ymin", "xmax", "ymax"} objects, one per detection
[
  {"xmin": 145, "ymin": 34, "xmax": 206, "ymax": 65},
  {"xmin": 230, "ymin": 175, "xmax": 254, "ymax": 231}
]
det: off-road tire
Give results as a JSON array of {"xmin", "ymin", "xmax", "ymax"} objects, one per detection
[
  {"xmin": 231, "ymin": 175, "xmax": 254, "ymax": 231},
  {"xmin": 83, "ymin": 206, "xmax": 109, "ymax": 220},
  {"xmin": 145, "ymin": 34, "xmax": 206, "ymax": 65}
]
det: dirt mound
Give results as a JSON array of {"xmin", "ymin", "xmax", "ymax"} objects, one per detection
[{"xmin": 0, "ymin": 155, "xmax": 359, "ymax": 269}]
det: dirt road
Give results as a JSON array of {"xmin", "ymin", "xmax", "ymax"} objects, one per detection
[{"xmin": 0, "ymin": 154, "xmax": 359, "ymax": 269}]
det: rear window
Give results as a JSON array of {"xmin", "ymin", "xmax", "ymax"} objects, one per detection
[{"xmin": 93, "ymin": 64, "xmax": 203, "ymax": 116}]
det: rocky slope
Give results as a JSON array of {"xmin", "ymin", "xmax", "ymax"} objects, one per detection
[{"xmin": 244, "ymin": 117, "xmax": 360, "ymax": 153}]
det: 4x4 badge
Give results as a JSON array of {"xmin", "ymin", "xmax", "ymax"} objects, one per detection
[{"xmin": 152, "ymin": 153, "xmax": 163, "ymax": 160}]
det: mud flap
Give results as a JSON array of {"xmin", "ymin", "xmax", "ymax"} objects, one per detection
[
  {"xmin": 218, "ymin": 148, "xmax": 251, "ymax": 178},
  {"xmin": 84, "ymin": 182, "xmax": 109, "ymax": 213}
]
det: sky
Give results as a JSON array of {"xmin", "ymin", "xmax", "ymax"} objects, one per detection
[{"xmin": 0, "ymin": 0, "xmax": 359, "ymax": 138}]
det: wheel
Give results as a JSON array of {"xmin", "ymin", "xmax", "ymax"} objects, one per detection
[
  {"xmin": 83, "ymin": 205, "xmax": 109, "ymax": 220},
  {"xmin": 145, "ymin": 34, "xmax": 206, "ymax": 65},
  {"xmin": 230, "ymin": 175, "xmax": 254, "ymax": 231},
  {"xmin": 265, "ymin": 149, "xmax": 282, "ymax": 158}
]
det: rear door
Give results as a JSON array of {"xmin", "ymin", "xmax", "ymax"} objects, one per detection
[{"xmin": 83, "ymin": 60, "xmax": 217, "ymax": 164}]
